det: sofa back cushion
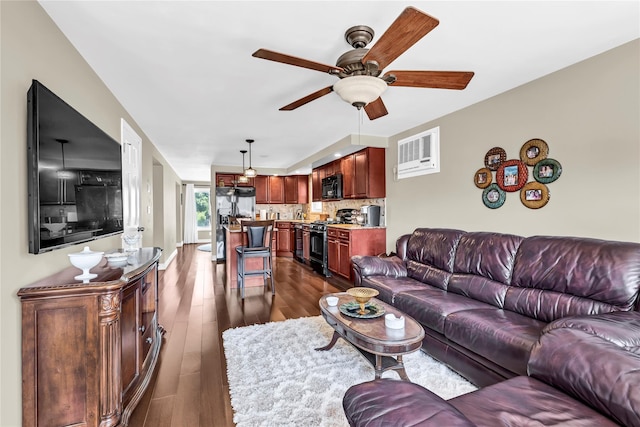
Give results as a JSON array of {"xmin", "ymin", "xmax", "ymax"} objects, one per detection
[
  {"xmin": 508, "ymin": 236, "xmax": 640, "ymax": 321},
  {"xmin": 405, "ymin": 228, "xmax": 465, "ymax": 290},
  {"xmin": 447, "ymin": 232, "xmax": 523, "ymax": 307},
  {"xmin": 528, "ymin": 312, "xmax": 640, "ymax": 427}
]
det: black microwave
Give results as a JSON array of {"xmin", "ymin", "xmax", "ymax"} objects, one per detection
[{"xmin": 322, "ymin": 173, "xmax": 343, "ymax": 200}]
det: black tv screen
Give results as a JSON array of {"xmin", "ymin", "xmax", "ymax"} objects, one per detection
[{"xmin": 27, "ymin": 80, "xmax": 124, "ymax": 254}]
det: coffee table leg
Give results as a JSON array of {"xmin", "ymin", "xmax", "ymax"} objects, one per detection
[
  {"xmin": 375, "ymin": 355, "xmax": 383, "ymax": 379},
  {"xmin": 395, "ymin": 355, "xmax": 410, "ymax": 381},
  {"xmin": 315, "ymin": 331, "xmax": 341, "ymax": 351}
]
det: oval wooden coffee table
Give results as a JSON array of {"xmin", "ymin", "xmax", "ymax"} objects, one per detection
[{"xmin": 316, "ymin": 292, "xmax": 425, "ymax": 381}]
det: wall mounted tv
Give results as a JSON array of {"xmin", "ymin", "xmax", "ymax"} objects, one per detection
[{"xmin": 27, "ymin": 80, "xmax": 124, "ymax": 254}]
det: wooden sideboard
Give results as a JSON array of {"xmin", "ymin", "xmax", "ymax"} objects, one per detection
[{"xmin": 18, "ymin": 247, "xmax": 163, "ymax": 427}]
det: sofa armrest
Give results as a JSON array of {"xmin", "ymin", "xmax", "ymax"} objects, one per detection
[
  {"xmin": 543, "ymin": 310, "xmax": 640, "ymax": 349},
  {"xmin": 528, "ymin": 311, "xmax": 640, "ymax": 427},
  {"xmin": 343, "ymin": 379, "xmax": 475, "ymax": 426},
  {"xmin": 351, "ymin": 255, "xmax": 407, "ymax": 286}
]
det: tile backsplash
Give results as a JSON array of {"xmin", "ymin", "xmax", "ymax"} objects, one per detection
[
  {"xmin": 323, "ymin": 198, "xmax": 386, "ymax": 224},
  {"xmin": 256, "ymin": 198, "xmax": 386, "ymax": 224}
]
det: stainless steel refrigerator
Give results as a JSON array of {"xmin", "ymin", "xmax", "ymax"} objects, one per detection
[{"xmin": 215, "ymin": 186, "xmax": 256, "ymax": 260}]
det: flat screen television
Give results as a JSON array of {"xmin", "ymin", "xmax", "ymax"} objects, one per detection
[{"xmin": 27, "ymin": 80, "xmax": 124, "ymax": 254}]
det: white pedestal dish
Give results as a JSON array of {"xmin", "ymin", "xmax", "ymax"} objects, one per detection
[{"xmin": 68, "ymin": 246, "xmax": 104, "ymax": 283}]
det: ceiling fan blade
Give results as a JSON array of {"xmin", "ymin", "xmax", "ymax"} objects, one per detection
[
  {"xmin": 364, "ymin": 98, "xmax": 388, "ymax": 120},
  {"xmin": 253, "ymin": 49, "xmax": 344, "ymax": 74},
  {"xmin": 386, "ymin": 70, "xmax": 474, "ymax": 90},
  {"xmin": 280, "ymin": 86, "xmax": 334, "ymax": 111},
  {"xmin": 362, "ymin": 7, "xmax": 439, "ymax": 71}
]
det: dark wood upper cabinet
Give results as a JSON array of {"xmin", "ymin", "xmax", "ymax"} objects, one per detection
[
  {"xmin": 254, "ymin": 175, "xmax": 269, "ymax": 204},
  {"xmin": 312, "ymin": 168, "xmax": 323, "ymax": 202},
  {"xmin": 269, "ymin": 176, "xmax": 285, "ymax": 204},
  {"xmin": 285, "ymin": 175, "xmax": 309, "ymax": 204},
  {"xmin": 216, "ymin": 173, "xmax": 253, "ymax": 187},
  {"xmin": 340, "ymin": 147, "xmax": 386, "ymax": 199},
  {"xmin": 254, "ymin": 175, "xmax": 285, "ymax": 204}
]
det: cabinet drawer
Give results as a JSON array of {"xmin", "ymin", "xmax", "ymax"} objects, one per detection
[
  {"xmin": 338, "ymin": 230, "xmax": 350, "ymax": 240},
  {"xmin": 327, "ymin": 228, "xmax": 338, "ymax": 238}
]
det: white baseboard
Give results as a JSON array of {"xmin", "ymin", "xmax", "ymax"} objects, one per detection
[
  {"xmin": 159, "ymin": 248, "xmax": 177, "ymax": 270},
  {"xmin": 176, "ymin": 241, "xmax": 184, "ymax": 247}
]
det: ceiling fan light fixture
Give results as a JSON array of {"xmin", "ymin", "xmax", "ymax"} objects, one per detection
[{"xmin": 333, "ymin": 76, "xmax": 388, "ymax": 109}]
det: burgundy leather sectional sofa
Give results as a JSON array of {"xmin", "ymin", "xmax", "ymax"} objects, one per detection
[{"xmin": 345, "ymin": 228, "xmax": 640, "ymax": 426}]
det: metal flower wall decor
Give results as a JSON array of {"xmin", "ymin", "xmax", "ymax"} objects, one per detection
[{"xmin": 473, "ymin": 139, "xmax": 562, "ymax": 209}]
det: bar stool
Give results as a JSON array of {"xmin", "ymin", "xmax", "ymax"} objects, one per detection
[{"xmin": 235, "ymin": 220, "xmax": 275, "ymax": 299}]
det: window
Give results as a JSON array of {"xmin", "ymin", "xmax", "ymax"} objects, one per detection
[
  {"xmin": 195, "ymin": 188, "xmax": 211, "ymax": 228},
  {"xmin": 310, "ymin": 201, "xmax": 322, "ymax": 213}
]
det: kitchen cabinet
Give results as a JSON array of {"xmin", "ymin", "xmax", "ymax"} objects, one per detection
[
  {"xmin": 216, "ymin": 173, "xmax": 253, "ymax": 187},
  {"xmin": 255, "ymin": 175, "xmax": 285, "ymax": 204},
  {"xmin": 276, "ymin": 221, "xmax": 294, "ymax": 257},
  {"xmin": 342, "ymin": 147, "xmax": 385, "ymax": 199},
  {"xmin": 312, "ymin": 168, "xmax": 323, "ymax": 202},
  {"xmin": 284, "ymin": 175, "xmax": 309, "ymax": 204},
  {"xmin": 324, "ymin": 160, "xmax": 342, "ymax": 177},
  {"xmin": 39, "ymin": 169, "xmax": 78, "ymax": 205},
  {"xmin": 327, "ymin": 226, "xmax": 386, "ymax": 281},
  {"xmin": 18, "ymin": 247, "xmax": 163, "ymax": 427},
  {"xmin": 270, "ymin": 176, "xmax": 285, "ymax": 203}
]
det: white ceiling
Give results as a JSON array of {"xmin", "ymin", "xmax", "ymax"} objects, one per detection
[{"xmin": 38, "ymin": 1, "xmax": 639, "ymax": 182}]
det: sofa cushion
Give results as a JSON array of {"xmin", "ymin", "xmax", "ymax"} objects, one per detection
[
  {"xmin": 360, "ymin": 276, "xmax": 430, "ymax": 305},
  {"xmin": 449, "ymin": 376, "xmax": 619, "ymax": 427},
  {"xmin": 445, "ymin": 309, "xmax": 546, "ymax": 375},
  {"xmin": 343, "ymin": 379, "xmax": 475, "ymax": 427},
  {"xmin": 509, "ymin": 236, "xmax": 640, "ymax": 320},
  {"xmin": 405, "ymin": 228, "xmax": 465, "ymax": 290},
  {"xmin": 528, "ymin": 312, "xmax": 640, "ymax": 427},
  {"xmin": 452, "ymin": 231, "xmax": 523, "ymax": 285},
  {"xmin": 394, "ymin": 288, "xmax": 495, "ymax": 335}
]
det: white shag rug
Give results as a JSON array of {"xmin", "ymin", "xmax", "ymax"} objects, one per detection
[{"xmin": 222, "ymin": 316, "xmax": 477, "ymax": 427}]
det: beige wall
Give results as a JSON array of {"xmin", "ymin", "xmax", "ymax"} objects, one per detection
[
  {"xmin": 385, "ymin": 39, "xmax": 640, "ymax": 251},
  {"xmin": 0, "ymin": 3, "xmax": 181, "ymax": 425}
]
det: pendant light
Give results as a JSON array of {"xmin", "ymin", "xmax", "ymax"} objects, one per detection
[
  {"xmin": 237, "ymin": 150, "xmax": 249, "ymax": 183},
  {"xmin": 244, "ymin": 139, "xmax": 257, "ymax": 178},
  {"xmin": 55, "ymin": 139, "xmax": 75, "ymax": 180}
]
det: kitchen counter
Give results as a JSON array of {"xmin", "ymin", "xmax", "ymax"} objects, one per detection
[{"xmin": 326, "ymin": 224, "xmax": 386, "ymax": 229}]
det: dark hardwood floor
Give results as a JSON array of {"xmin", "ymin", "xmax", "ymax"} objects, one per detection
[{"xmin": 129, "ymin": 244, "xmax": 351, "ymax": 427}]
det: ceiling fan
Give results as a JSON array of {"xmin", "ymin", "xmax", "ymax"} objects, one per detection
[{"xmin": 252, "ymin": 6, "xmax": 474, "ymax": 120}]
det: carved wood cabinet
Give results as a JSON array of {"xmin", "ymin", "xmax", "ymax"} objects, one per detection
[{"xmin": 18, "ymin": 247, "xmax": 163, "ymax": 427}]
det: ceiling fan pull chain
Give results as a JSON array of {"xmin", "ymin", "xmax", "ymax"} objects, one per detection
[{"xmin": 358, "ymin": 108, "xmax": 363, "ymax": 145}]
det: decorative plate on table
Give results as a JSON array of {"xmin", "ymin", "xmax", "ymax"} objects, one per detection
[{"xmin": 339, "ymin": 301, "xmax": 385, "ymax": 319}]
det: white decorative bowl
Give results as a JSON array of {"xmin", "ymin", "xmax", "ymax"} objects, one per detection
[
  {"xmin": 68, "ymin": 246, "xmax": 104, "ymax": 283},
  {"xmin": 326, "ymin": 296, "xmax": 339, "ymax": 307},
  {"xmin": 385, "ymin": 314, "xmax": 405, "ymax": 329},
  {"xmin": 104, "ymin": 252, "xmax": 129, "ymax": 267}
]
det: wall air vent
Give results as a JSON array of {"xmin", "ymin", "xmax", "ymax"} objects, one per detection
[{"xmin": 397, "ymin": 126, "xmax": 440, "ymax": 179}]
